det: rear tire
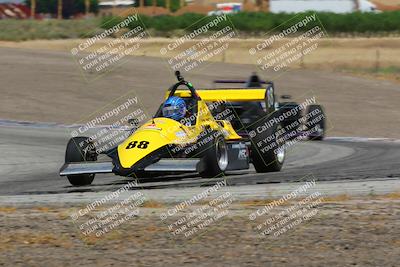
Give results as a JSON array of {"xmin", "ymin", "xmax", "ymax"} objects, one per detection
[
  {"xmin": 305, "ymin": 105, "xmax": 326, "ymax": 141},
  {"xmin": 249, "ymin": 113, "xmax": 285, "ymax": 173},
  {"xmin": 198, "ymin": 133, "xmax": 229, "ymax": 178},
  {"xmin": 65, "ymin": 137, "xmax": 97, "ymax": 186}
]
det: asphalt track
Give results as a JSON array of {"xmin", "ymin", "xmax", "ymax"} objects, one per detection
[{"xmin": 1, "ymin": 122, "xmax": 399, "ymax": 198}]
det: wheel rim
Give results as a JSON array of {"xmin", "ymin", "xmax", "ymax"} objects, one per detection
[
  {"xmin": 276, "ymin": 147, "xmax": 285, "ymax": 164},
  {"xmin": 216, "ymin": 137, "xmax": 228, "ymax": 171},
  {"xmin": 316, "ymin": 125, "xmax": 324, "ymax": 135},
  {"xmin": 276, "ymin": 127, "xmax": 285, "ymax": 164}
]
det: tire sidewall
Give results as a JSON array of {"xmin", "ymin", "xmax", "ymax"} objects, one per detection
[
  {"xmin": 249, "ymin": 112, "xmax": 285, "ymax": 172},
  {"xmin": 197, "ymin": 130, "xmax": 228, "ymax": 178},
  {"xmin": 65, "ymin": 137, "xmax": 97, "ymax": 186}
]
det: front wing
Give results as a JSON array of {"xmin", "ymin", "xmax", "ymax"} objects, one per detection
[{"xmin": 59, "ymin": 159, "xmax": 201, "ymax": 176}]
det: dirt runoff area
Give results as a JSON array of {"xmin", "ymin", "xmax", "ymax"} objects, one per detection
[{"xmin": 0, "ymin": 195, "xmax": 399, "ymax": 266}]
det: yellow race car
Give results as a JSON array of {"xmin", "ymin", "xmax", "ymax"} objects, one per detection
[{"xmin": 59, "ymin": 71, "xmax": 285, "ymax": 186}]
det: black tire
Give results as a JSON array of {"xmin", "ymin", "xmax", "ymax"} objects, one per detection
[
  {"xmin": 65, "ymin": 137, "xmax": 97, "ymax": 186},
  {"xmin": 198, "ymin": 132, "xmax": 229, "ymax": 178},
  {"xmin": 305, "ymin": 105, "xmax": 326, "ymax": 141},
  {"xmin": 248, "ymin": 113, "xmax": 285, "ymax": 173},
  {"xmin": 278, "ymin": 102, "xmax": 302, "ymax": 140}
]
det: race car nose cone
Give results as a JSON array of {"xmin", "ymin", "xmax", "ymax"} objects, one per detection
[{"xmin": 117, "ymin": 117, "xmax": 184, "ymax": 168}]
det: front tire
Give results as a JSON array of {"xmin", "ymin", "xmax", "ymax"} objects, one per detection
[
  {"xmin": 65, "ymin": 137, "xmax": 97, "ymax": 186},
  {"xmin": 198, "ymin": 133, "xmax": 229, "ymax": 178}
]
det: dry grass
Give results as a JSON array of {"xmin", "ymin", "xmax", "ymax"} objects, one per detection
[
  {"xmin": 35, "ymin": 207, "xmax": 52, "ymax": 212},
  {"xmin": 141, "ymin": 200, "xmax": 165, "ymax": 208},
  {"xmin": 320, "ymin": 194, "xmax": 352, "ymax": 203},
  {"xmin": 238, "ymin": 192, "xmax": 400, "ymax": 207},
  {"xmin": 373, "ymin": 0, "xmax": 400, "ymax": 6},
  {"xmin": 0, "ymin": 206, "xmax": 17, "ymax": 213},
  {"xmin": 239, "ymin": 199, "xmax": 280, "ymax": 206},
  {"xmin": 239, "ymin": 195, "xmax": 350, "ymax": 207},
  {"xmin": 0, "ymin": 232, "xmax": 73, "ymax": 250},
  {"xmin": 1, "ymin": 38, "xmax": 399, "ymax": 77},
  {"xmin": 377, "ymin": 191, "xmax": 400, "ymax": 200}
]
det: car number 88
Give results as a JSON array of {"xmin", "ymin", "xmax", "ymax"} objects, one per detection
[{"xmin": 125, "ymin": 141, "xmax": 149, "ymax": 149}]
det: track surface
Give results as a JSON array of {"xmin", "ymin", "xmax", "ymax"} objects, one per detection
[{"xmin": 1, "ymin": 124, "xmax": 399, "ymax": 197}]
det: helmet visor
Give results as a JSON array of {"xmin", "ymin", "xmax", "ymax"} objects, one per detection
[{"xmin": 162, "ymin": 105, "xmax": 180, "ymax": 118}]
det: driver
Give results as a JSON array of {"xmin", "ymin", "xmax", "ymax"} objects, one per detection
[{"xmin": 162, "ymin": 96, "xmax": 187, "ymax": 121}]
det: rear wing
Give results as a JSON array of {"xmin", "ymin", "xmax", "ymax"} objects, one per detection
[
  {"xmin": 170, "ymin": 88, "xmax": 268, "ymax": 102},
  {"xmin": 213, "ymin": 79, "xmax": 270, "ymax": 85}
]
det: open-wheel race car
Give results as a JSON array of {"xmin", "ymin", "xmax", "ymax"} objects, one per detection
[{"xmin": 60, "ymin": 71, "xmax": 325, "ymax": 186}]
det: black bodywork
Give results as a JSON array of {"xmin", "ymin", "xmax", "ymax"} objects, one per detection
[{"xmin": 211, "ymin": 73, "xmax": 325, "ymax": 140}]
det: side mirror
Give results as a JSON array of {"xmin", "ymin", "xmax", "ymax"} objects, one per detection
[{"xmin": 281, "ymin": 95, "xmax": 292, "ymax": 100}]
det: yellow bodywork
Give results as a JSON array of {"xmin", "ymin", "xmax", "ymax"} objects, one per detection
[
  {"xmin": 117, "ymin": 93, "xmax": 244, "ymax": 169},
  {"xmin": 118, "ymin": 118, "xmax": 190, "ymax": 168}
]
